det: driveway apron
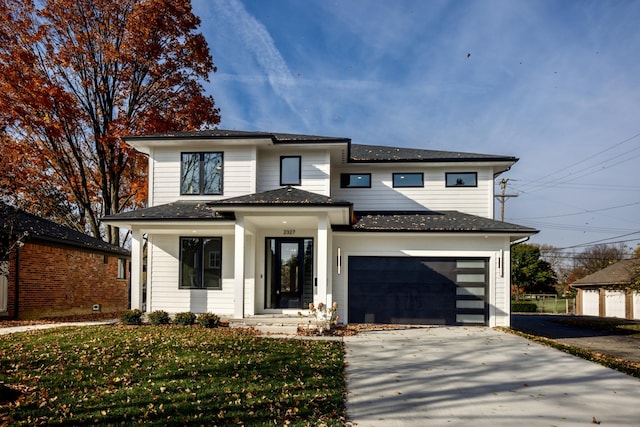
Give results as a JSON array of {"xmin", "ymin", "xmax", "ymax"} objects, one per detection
[{"xmin": 344, "ymin": 327, "xmax": 640, "ymax": 426}]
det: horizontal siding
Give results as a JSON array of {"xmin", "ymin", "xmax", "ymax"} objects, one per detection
[
  {"xmin": 331, "ymin": 166, "xmax": 494, "ymax": 217},
  {"xmin": 148, "ymin": 234, "xmax": 235, "ymax": 315},
  {"xmin": 257, "ymin": 149, "xmax": 330, "ymax": 195},
  {"xmin": 151, "ymin": 146, "xmax": 256, "ymax": 206}
]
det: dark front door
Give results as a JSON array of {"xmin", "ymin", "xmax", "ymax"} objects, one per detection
[{"xmin": 265, "ymin": 238, "xmax": 313, "ymax": 309}]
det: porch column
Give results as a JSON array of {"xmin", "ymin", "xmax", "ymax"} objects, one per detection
[
  {"xmin": 130, "ymin": 228, "xmax": 143, "ymax": 311},
  {"xmin": 234, "ymin": 217, "xmax": 245, "ymax": 319},
  {"xmin": 316, "ymin": 215, "xmax": 328, "ymax": 305}
]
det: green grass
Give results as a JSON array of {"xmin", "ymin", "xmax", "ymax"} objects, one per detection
[{"xmin": 0, "ymin": 326, "xmax": 346, "ymax": 426}]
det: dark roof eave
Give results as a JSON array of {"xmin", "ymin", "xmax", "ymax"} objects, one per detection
[
  {"xmin": 348, "ymin": 156, "xmax": 519, "ymax": 164},
  {"xmin": 332, "ymin": 226, "xmax": 538, "ymax": 234}
]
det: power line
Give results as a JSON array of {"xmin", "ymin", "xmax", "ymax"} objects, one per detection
[
  {"xmin": 556, "ymin": 231, "xmax": 640, "ymax": 250},
  {"xmin": 519, "ymin": 131, "xmax": 640, "ymax": 192},
  {"xmin": 511, "ymin": 201, "xmax": 640, "ymax": 220}
]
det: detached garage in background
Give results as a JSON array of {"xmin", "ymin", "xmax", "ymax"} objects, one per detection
[{"xmin": 572, "ymin": 258, "xmax": 640, "ymax": 320}]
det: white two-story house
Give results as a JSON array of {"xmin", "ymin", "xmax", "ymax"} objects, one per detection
[{"xmin": 105, "ymin": 130, "xmax": 537, "ymax": 327}]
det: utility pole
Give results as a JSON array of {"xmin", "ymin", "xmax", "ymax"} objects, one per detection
[{"xmin": 495, "ymin": 179, "xmax": 518, "ymax": 221}]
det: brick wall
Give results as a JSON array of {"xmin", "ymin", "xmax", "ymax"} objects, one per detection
[{"xmin": 5, "ymin": 241, "xmax": 129, "ymax": 319}]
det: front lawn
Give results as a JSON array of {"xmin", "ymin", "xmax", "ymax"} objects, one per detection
[{"xmin": 0, "ymin": 326, "xmax": 345, "ymax": 426}]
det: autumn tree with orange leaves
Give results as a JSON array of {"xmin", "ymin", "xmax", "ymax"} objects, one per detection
[{"xmin": 0, "ymin": 0, "xmax": 220, "ymax": 245}]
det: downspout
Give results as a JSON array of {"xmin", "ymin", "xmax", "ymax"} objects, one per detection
[{"xmin": 14, "ymin": 245, "xmax": 20, "ymax": 319}]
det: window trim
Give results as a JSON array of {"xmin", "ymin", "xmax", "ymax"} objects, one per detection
[
  {"xmin": 180, "ymin": 152, "xmax": 224, "ymax": 195},
  {"xmin": 280, "ymin": 156, "xmax": 302, "ymax": 186},
  {"xmin": 445, "ymin": 172, "xmax": 478, "ymax": 188},
  {"xmin": 340, "ymin": 173, "xmax": 372, "ymax": 188},
  {"xmin": 179, "ymin": 236, "xmax": 223, "ymax": 290},
  {"xmin": 392, "ymin": 172, "xmax": 424, "ymax": 188}
]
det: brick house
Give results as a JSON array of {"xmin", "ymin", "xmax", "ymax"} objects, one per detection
[{"xmin": 1, "ymin": 203, "xmax": 130, "ymax": 319}]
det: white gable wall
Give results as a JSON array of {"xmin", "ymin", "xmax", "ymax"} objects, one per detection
[
  {"xmin": 150, "ymin": 145, "xmax": 257, "ymax": 206},
  {"xmin": 257, "ymin": 149, "xmax": 330, "ymax": 196},
  {"xmin": 331, "ymin": 166, "xmax": 495, "ymax": 218}
]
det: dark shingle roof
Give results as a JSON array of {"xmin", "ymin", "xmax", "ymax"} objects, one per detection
[
  {"xmin": 572, "ymin": 259, "xmax": 640, "ymax": 287},
  {"xmin": 0, "ymin": 203, "xmax": 129, "ymax": 256},
  {"xmin": 124, "ymin": 129, "xmax": 350, "ymax": 144},
  {"xmin": 349, "ymin": 144, "xmax": 518, "ymax": 163},
  {"xmin": 104, "ymin": 188, "xmax": 352, "ymax": 222},
  {"xmin": 333, "ymin": 211, "xmax": 538, "ymax": 234},
  {"xmin": 208, "ymin": 186, "xmax": 351, "ymax": 207},
  {"xmin": 103, "ymin": 201, "xmax": 236, "ymax": 221}
]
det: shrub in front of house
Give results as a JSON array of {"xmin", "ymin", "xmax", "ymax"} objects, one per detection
[
  {"xmin": 196, "ymin": 312, "xmax": 221, "ymax": 328},
  {"xmin": 173, "ymin": 311, "xmax": 196, "ymax": 326},
  {"xmin": 148, "ymin": 310, "xmax": 170, "ymax": 326},
  {"xmin": 511, "ymin": 302, "xmax": 538, "ymax": 313},
  {"xmin": 120, "ymin": 309, "xmax": 143, "ymax": 325}
]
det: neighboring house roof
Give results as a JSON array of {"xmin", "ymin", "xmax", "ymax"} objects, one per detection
[
  {"xmin": 349, "ymin": 144, "xmax": 518, "ymax": 163},
  {"xmin": 124, "ymin": 129, "xmax": 351, "ymax": 144},
  {"xmin": 333, "ymin": 211, "xmax": 538, "ymax": 235},
  {"xmin": 571, "ymin": 259, "xmax": 640, "ymax": 288},
  {"xmin": 0, "ymin": 203, "xmax": 129, "ymax": 256}
]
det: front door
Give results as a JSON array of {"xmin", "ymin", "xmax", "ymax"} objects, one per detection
[{"xmin": 265, "ymin": 238, "xmax": 313, "ymax": 309}]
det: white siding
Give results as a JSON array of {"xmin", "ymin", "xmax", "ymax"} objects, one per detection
[
  {"xmin": 331, "ymin": 233, "xmax": 511, "ymax": 327},
  {"xmin": 256, "ymin": 149, "xmax": 330, "ymax": 196},
  {"xmin": 150, "ymin": 146, "xmax": 256, "ymax": 206},
  {"xmin": 148, "ymin": 234, "xmax": 236, "ymax": 315},
  {"xmin": 331, "ymin": 166, "xmax": 494, "ymax": 217},
  {"xmin": 634, "ymin": 291, "xmax": 640, "ymax": 320},
  {"xmin": 605, "ymin": 290, "xmax": 626, "ymax": 318},
  {"xmin": 582, "ymin": 289, "xmax": 600, "ymax": 316}
]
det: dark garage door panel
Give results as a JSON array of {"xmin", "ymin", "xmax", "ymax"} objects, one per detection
[{"xmin": 348, "ymin": 256, "xmax": 487, "ymax": 325}]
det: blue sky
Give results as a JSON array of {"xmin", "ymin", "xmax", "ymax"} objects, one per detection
[{"xmin": 192, "ymin": 0, "xmax": 640, "ymax": 254}]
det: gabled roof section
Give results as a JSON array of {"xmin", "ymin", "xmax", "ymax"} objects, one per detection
[
  {"xmin": 333, "ymin": 210, "xmax": 538, "ymax": 237},
  {"xmin": 0, "ymin": 203, "xmax": 129, "ymax": 256},
  {"xmin": 571, "ymin": 259, "xmax": 640, "ymax": 287},
  {"xmin": 349, "ymin": 143, "xmax": 518, "ymax": 163},
  {"xmin": 103, "ymin": 201, "xmax": 236, "ymax": 222},
  {"xmin": 124, "ymin": 129, "xmax": 351, "ymax": 145},
  {"xmin": 208, "ymin": 186, "xmax": 352, "ymax": 207}
]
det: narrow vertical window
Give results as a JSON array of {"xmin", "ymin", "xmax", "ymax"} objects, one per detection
[
  {"xmin": 280, "ymin": 156, "xmax": 301, "ymax": 186},
  {"xmin": 117, "ymin": 258, "xmax": 127, "ymax": 280}
]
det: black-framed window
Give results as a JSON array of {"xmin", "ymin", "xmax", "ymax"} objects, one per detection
[
  {"xmin": 181, "ymin": 152, "xmax": 223, "ymax": 195},
  {"xmin": 179, "ymin": 237, "xmax": 222, "ymax": 289},
  {"xmin": 280, "ymin": 156, "xmax": 301, "ymax": 185},
  {"xmin": 446, "ymin": 172, "xmax": 477, "ymax": 187},
  {"xmin": 392, "ymin": 172, "xmax": 423, "ymax": 188},
  {"xmin": 340, "ymin": 173, "xmax": 371, "ymax": 188}
]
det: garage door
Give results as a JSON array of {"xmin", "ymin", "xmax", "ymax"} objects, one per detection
[{"xmin": 348, "ymin": 257, "xmax": 488, "ymax": 325}]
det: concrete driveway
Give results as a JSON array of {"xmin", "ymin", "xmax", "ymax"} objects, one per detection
[{"xmin": 344, "ymin": 327, "xmax": 640, "ymax": 426}]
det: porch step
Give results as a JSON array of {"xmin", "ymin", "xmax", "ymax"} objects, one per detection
[{"xmin": 227, "ymin": 316, "xmax": 303, "ymax": 335}]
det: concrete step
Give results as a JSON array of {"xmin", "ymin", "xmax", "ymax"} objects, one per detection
[{"xmin": 227, "ymin": 316, "xmax": 303, "ymax": 335}]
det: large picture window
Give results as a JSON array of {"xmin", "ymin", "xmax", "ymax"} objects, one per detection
[
  {"xmin": 181, "ymin": 152, "xmax": 223, "ymax": 195},
  {"xmin": 280, "ymin": 156, "xmax": 301, "ymax": 186},
  {"xmin": 179, "ymin": 237, "xmax": 222, "ymax": 289}
]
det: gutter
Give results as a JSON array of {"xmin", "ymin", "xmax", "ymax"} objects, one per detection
[{"xmin": 510, "ymin": 236, "xmax": 530, "ymax": 246}]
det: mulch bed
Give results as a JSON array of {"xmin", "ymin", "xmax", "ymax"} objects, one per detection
[{"xmin": 0, "ymin": 312, "xmax": 124, "ymax": 328}]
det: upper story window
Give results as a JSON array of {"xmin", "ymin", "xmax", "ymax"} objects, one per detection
[
  {"xmin": 280, "ymin": 156, "xmax": 301, "ymax": 186},
  {"xmin": 179, "ymin": 237, "xmax": 222, "ymax": 290},
  {"xmin": 446, "ymin": 172, "xmax": 477, "ymax": 187},
  {"xmin": 181, "ymin": 152, "xmax": 223, "ymax": 195},
  {"xmin": 392, "ymin": 172, "xmax": 423, "ymax": 188},
  {"xmin": 340, "ymin": 173, "xmax": 371, "ymax": 188}
]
